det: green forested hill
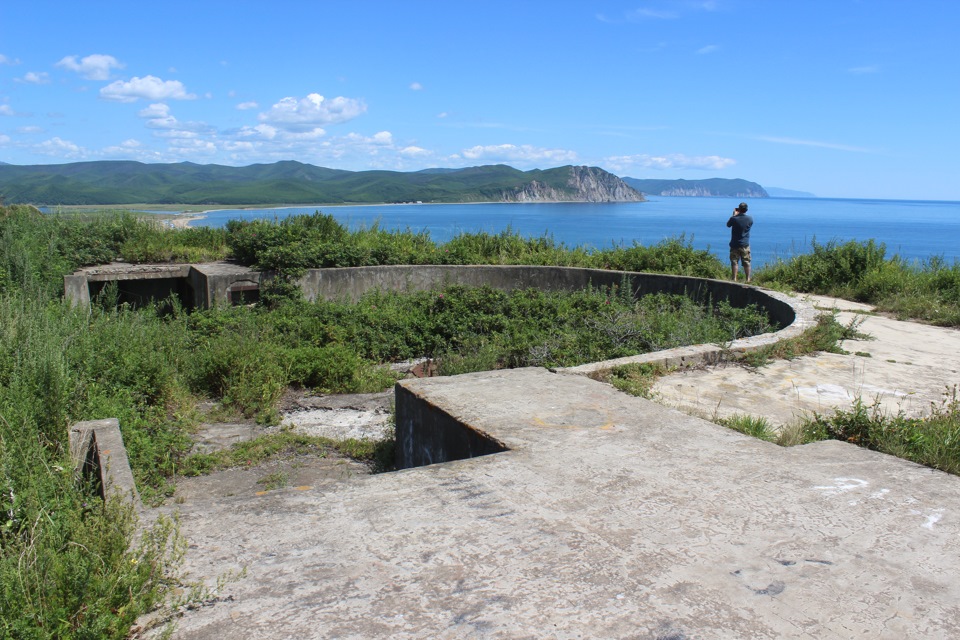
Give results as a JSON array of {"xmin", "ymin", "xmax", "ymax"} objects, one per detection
[
  {"xmin": 621, "ymin": 177, "xmax": 769, "ymax": 198},
  {"xmin": 0, "ymin": 161, "xmax": 639, "ymax": 205}
]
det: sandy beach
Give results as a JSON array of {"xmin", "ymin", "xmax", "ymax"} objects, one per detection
[{"xmin": 169, "ymin": 212, "xmax": 207, "ymax": 228}]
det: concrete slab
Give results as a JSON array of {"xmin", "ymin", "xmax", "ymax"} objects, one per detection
[
  {"xmin": 161, "ymin": 368, "xmax": 960, "ymax": 639},
  {"xmin": 652, "ymin": 294, "xmax": 960, "ymax": 426}
]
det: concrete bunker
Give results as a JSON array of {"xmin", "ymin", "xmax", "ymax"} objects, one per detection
[{"xmin": 64, "ymin": 263, "xmax": 816, "ymax": 472}]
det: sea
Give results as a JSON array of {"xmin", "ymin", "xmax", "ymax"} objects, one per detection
[{"xmin": 179, "ymin": 196, "xmax": 960, "ymax": 267}]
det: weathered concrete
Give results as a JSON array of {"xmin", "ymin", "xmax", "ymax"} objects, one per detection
[
  {"xmin": 297, "ymin": 265, "xmax": 799, "ymax": 328},
  {"xmin": 70, "ymin": 418, "xmax": 141, "ymax": 510},
  {"xmin": 65, "ymin": 261, "xmax": 259, "ymax": 309},
  {"xmin": 65, "ymin": 263, "xmax": 191, "ymax": 309},
  {"xmin": 161, "ymin": 367, "xmax": 960, "ymax": 639},
  {"xmin": 653, "ymin": 294, "xmax": 960, "ymax": 426},
  {"xmin": 63, "ymin": 267, "xmax": 947, "ymax": 637}
]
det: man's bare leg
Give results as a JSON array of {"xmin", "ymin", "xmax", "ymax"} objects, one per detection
[
  {"xmin": 731, "ymin": 261, "xmax": 739, "ymax": 281},
  {"xmin": 744, "ymin": 263, "xmax": 751, "ymax": 283}
]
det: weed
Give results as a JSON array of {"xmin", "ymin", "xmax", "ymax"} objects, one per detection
[
  {"xmin": 716, "ymin": 413, "xmax": 775, "ymax": 441},
  {"xmin": 737, "ymin": 312, "xmax": 848, "ymax": 368},
  {"xmin": 787, "ymin": 388, "xmax": 960, "ymax": 476},
  {"xmin": 601, "ymin": 362, "xmax": 670, "ymax": 399},
  {"xmin": 179, "ymin": 431, "xmax": 396, "ymax": 476},
  {"xmin": 257, "ymin": 470, "xmax": 289, "ymax": 491}
]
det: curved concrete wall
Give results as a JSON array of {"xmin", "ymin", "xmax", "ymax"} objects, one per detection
[
  {"xmin": 299, "ymin": 265, "xmax": 801, "ymax": 326},
  {"xmin": 298, "ymin": 265, "xmax": 818, "ymax": 377},
  {"xmin": 67, "ymin": 261, "xmax": 816, "ymax": 376}
]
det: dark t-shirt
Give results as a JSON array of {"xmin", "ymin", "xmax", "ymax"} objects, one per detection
[{"xmin": 727, "ymin": 214, "xmax": 753, "ymax": 248}]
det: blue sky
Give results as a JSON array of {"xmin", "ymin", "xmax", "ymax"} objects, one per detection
[{"xmin": 1, "ymin": 0, "xmax": 957, "ymax": 200}]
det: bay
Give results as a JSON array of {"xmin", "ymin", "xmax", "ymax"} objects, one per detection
[{"xmin": 186, "ymin": 196, "xmax": 960, "ymax": 267}]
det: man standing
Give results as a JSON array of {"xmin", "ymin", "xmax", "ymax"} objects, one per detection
[{"xmin": 727, "ymin": 202, "xmax": 754, "ymax": 283}]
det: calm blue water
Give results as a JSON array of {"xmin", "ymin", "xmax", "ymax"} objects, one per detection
[{"xmin": 184, "ymin": 197, "xmax": 960, "ymax": 267}]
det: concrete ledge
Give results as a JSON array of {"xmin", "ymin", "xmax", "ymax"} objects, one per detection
[
  {"xmin": 561, "ymin": 287, "xmax": 819, "ymax": 377},
  {"xmin": 69, "ymin": 418, "xmax": 142, "ymax": 511},
  {"xmin": 395, "ymin": 382, "xmax": 509, "ymax": 469}
]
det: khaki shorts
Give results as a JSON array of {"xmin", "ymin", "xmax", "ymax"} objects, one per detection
[{"xmin": 730, "ymin": 246, "xmax": 751, "ymax": 265}]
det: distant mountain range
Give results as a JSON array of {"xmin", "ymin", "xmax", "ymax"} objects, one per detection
[
  {"xmin": 621, "ymin": 177, "xmax": 768, "ymax": 198},
  {"xmin": 0, "ymin": 161, "xmax": 643, "ymax": 206},
  {"xmin": 765, "ymin": 186, "xmax": 817, "ymax": 198},
  {"xmin": 0, "ymin": 159, "xmax": 814, "ymax": 205}
]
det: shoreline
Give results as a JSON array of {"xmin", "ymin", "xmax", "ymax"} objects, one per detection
[{"xmin": 167, "ymin": 200, "xmax": 615, "ymax": 228}]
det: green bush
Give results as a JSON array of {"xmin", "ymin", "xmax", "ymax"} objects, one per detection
[
  {"xmin": 755, "ymin": 240, "xmax": 960, "ymax": 326},
  {"xmin": 757, "ymin": 238, "xmax": 888, "ymax": 297},
  {"xmin": 593, "ymin": 234, "xmax": 726, "ymax": 279}
]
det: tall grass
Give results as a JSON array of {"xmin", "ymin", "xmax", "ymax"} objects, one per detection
[
  {"xmin": 0, "ymin": 293, "xmax": 188, "ymax": 638},
  {"xmin": 756, "ymin": 238, "xmax": 960, "ymax": 326}
]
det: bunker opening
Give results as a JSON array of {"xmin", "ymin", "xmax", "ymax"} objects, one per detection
[{"xmin": 89, "ymin": 277, "xmax": 194, "ymax": 312}]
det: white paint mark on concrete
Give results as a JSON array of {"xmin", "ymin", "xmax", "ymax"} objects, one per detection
[
  {"xmin": 923, "ymin": 509, "xmax": 944, "ymax": 530},
  {"xmin": 812, "ymin": 477, "xmax": 869, "ymax": 497}
]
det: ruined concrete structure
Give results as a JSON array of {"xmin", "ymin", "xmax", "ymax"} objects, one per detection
[
  {"xmin": 65, "ymin": 261, "xmax": 798, "ymax": 325},
  {"xmin": 69, "ymin": 264, "xmax": 960, "ymax": 637}
]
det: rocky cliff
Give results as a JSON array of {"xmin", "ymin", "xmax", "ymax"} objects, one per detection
[
  {"xmin": 500, "ymin": 166, "xmax": 645, "ymax": 203},
  {"xmin": 657, "ymin": 185, "xmax": 767, "ymax": 197}
]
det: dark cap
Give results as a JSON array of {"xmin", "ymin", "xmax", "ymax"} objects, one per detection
[{"xmin": 737, "ymin": 202, "xmax": 748, "ymax": 212}]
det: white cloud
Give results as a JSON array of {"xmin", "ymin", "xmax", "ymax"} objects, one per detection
[
  {"xmin": 102, "ymin": 139, "xmax": 142, "ymax": 153},
  {"xmin": 101, "ymin": 76, "xmax": 196, "ymax": 103},
  {"xmin": 56, "ymin": 54, "xmax": 123, "ymax": 80},
  {"xmin": 697, "ymin": 45, "xmax": 719, "ymax": 55},
  {"xmin": 605, "ymin": 153, "xmax": 736, "ymax": 171},
  {"xmin": 0, "ymin": 54, "xmax": 20, "ymax": 65},
  {"xmin": 135, "ymin": 103, "xmax": 215, "ymax": 147},
  {"xmin": 410, "ymin": 82, "xmax": 423, "ymax": 91},
  {"xmin": 437, "ymin": 112, "xmax": 449, "ymax": 118},
  {"xmin": 461, "ymin": 143, "xmax": 578, "ymax": 164},
  {"xmin": 259, "ymin": 93, "xmax": 366, "ymax": 131},
  {"xmin": 16, "ymin": 71, "xmax": 50, "ymax": 84},
  {"xmin": 16, "ymin": 126, "xmax": 43, "ymax": 134},
  {"xmin": 101, "ymin": 139, "xmax": 168, "ymax": 162},
  {"xmin": 36, "ymin": 137, "xmax": 85, "ymax": 158},
  {"xmin": 0, "ymin": 105, "xmax": 14, "ymax": 116},
  {"xmin": 138, "ymin": 103, "xmax": 178, "ymax": 128},
  {"xmin": 627, "ymin": 8, "xmax": 679, "ymax": 20},
  {"xmin": 236, "ymin": 124, "xmax": 280, "ymax": 140},
  {"xmin": 237, "ymin": 101, "xmax": 259, "ymax": 110},
  {"xmin": 167, "ymin": 138, "xmax": 218, "ymax": 156},
  {"xmin": 757, "ymin": 135, "xmax": 873, "ymax": 153},
  {"xmin": 138, "ymin": 103, "xmax": 171, "ymax": 119},
  {"xmin": 236, "ymin": 123, "xmax": 326, "ymax": 142},
  {"xmin": 0, "ymin": 134, "xmax": 10, "ymax": 145},
  {"xmin": 400, "ymin": 146, "xmax": 430, "ymax": 157}
]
